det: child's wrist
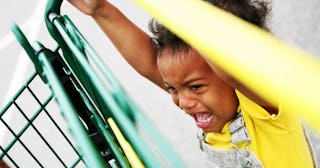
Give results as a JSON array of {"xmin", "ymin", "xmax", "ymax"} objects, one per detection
[{"xmin": 91, "ymin": 1, "xmax": 116, "ymax": 20}]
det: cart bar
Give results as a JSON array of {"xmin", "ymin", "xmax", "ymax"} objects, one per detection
[
  {"xmin": 63, "ymin": 15, "xmax": 186, "ymax": 167},
  {"xmin": 35, "ymin": 44, "xmax": 106, "ymax": 168},
  {"xmin": 50, "ymin": 12, "xmax": 185, "ymax": 166},
  {"xmin": 107, "ymin": 118, "xmax": 144, "ymax": 168},
  {"xmin": 133, "ymin": 0, "xmax": 320, "ymax": 132},
  {"xmin": 51, "ymin": 16, "xmax": 161, "ymax": 167}
]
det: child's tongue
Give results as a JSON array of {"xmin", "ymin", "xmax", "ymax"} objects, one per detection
[{"xmin": 194, "ymin": 113, "xmax": 212, "ymax": 129}]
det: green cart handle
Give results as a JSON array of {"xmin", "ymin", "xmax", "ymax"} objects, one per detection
[
  {"xmin": 11, "ymin": 24, "xmax": 47, "ymax": 83},
  {"xmin": 42, "ymin": 0, "xmax": 186, "ymax": 167},
  {"xmin": 10, "ymin": 0, "xmax": 64, "ymax": 81},
  {"xmin": 45, "ymin": 0, "xmax": 75, "ymax": 59},
  {"xmin": 44, "ymin": 0, "xmax": 63, "ymax": 43}
]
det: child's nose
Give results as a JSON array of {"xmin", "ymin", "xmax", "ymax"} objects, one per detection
[{"xmin": 178, "ymin": 93, "xmax": 197, "ymax": 112}]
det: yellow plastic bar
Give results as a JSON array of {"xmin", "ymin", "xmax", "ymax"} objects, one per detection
[
  {"xmin": 107, "ymin": 118, "xmax": 145, "ymax": 168},
  {"xmin": 133, "ymin": 0, "xmax": 320, "ymax": 131}
]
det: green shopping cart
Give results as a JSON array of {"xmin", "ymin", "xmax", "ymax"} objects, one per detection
[{"xmin": 0, "ymin": 0, "xmax": 185, "ymax": 167}]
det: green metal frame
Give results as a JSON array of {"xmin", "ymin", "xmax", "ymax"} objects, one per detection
[
  {"xmin": 0, "ymin": 72, "xmax": 83, "ymax": 167},
  {"xmin": 1, "ymin": 0, "xmax": 185, "ymax": 167}
]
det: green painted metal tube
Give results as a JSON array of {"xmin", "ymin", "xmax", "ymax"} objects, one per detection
[
  {"xmin": 35, "ymin": 42, "xmax": 107, "ymax": 168},
  {"xmin": 51, "ymin": 18, "xmax": 160, "ymax": 167},
  {"xmin": 62, "ymin": 15, "xmax": 185, "ymax": 167}
]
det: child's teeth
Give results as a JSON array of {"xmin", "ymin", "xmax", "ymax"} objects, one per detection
[{"xmin": 196, "ymin": 114, "xmax": 212, "ymax": 123}]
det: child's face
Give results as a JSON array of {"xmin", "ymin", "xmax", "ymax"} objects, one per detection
[{"xmin": 157, "ymin": 49, "xmax": 238, "ymax": 133}]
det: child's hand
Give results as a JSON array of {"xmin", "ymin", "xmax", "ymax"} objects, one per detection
[
  {"xmin": 0, "ymin": 160, "xmax": 9, "ymax": 168},
  {"xmin": 67, "ymin": 0, "xmax": 109, "ymax": 17}
]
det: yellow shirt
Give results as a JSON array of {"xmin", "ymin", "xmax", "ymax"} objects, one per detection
[{"xmin": 205, "ymin": 91, "xmax": 314, "ymax": 167}]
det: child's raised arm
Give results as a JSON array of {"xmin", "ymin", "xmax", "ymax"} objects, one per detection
[
  {"xmin": 68, "ymin": 0, "xmax": 164, "ymax": 88},
  {"xmin": 204, "ymin": 59, "xmax": 278, "ymax": 114}
]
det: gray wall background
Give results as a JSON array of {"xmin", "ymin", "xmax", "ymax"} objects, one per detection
[{"xmin": 0, "ymin": 0, "xmax": 319, "ymax": 167}]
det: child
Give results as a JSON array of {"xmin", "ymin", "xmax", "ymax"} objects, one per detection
[
  {"xmin": 0, "ymin": 160, "xmax": 9, "ymax": 168},
  {"xmin": 68, "ymin": 0, "xmax": 315, "ymax": 167}
]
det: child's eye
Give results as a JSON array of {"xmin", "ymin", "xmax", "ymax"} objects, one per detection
[
  {"xmin": 191, "ymin": 85, "xmax": 203, "ymax": 91},
  {"xmin": 167, "ymin": 86, "xmax": 177, "ymax": 94}
]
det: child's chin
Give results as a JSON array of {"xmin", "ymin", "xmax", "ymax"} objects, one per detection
[{"xmin": 201, "ymin": 125, "xmax": 223, "ymax": 133}]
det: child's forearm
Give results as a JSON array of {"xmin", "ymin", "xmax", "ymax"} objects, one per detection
[
  {"xmin": 204, "ymin": 57, "xmax": 278, "ymax": 113},
  {"xmin": 91, "ymin": 2, "xmax": 164, "ymax": 88}
]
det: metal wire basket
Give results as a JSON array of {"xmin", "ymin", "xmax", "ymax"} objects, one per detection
[
  {"xmin": 0, "ymin": 0, "xmax": 184, "ymax": 167},
  {"xmin": 0, "ymin": 72, "xmax": 86, "ymax": 167}
]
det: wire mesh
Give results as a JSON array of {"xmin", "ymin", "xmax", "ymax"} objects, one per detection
[
  {"xmin": 0, "ymin": 0, "xmax": 185, "ymax": 167},
  {"xmin": 0, "ymin": 72, "xmax": 84, "ymax": 167}
]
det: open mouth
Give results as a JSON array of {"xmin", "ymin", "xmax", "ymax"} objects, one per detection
[{"xmin": 193, "ymin": 113, "xmax": 213, "ymax": 129}]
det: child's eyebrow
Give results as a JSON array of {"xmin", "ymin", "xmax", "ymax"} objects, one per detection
[
  {"xmin": 182, "ymin": 77, "xmax": 205, "ymax": 87},
  {"xmin": 162, "ymin": 77, "xmax": 207, "ymax": 88}
]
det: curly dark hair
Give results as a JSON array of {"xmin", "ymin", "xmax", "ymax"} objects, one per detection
[{"xmin": 149, "ymin": 0, "xmax": 271, "ymax": 55}]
